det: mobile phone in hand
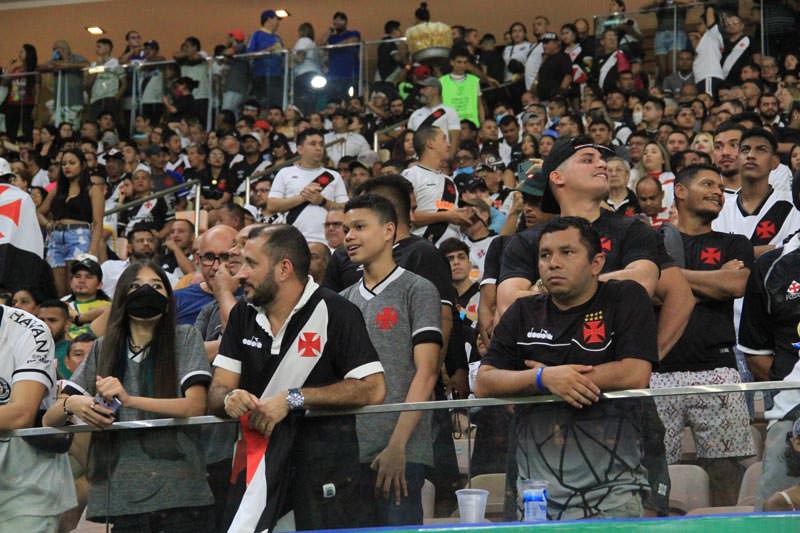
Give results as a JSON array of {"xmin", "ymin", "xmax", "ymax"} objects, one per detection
[{"xmin": 94, "ymin": 394, "xmax": 122, "ymax": 416}]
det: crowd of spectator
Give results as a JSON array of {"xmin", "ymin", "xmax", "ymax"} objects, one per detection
[{"xmin": 5, "ymin": 1, "xmax": 800, "ymax": 531}]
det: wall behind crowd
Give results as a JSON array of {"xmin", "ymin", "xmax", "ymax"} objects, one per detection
[{"xmin": 0, "ymin": 0, "xmax": 659, "ymax": 65}]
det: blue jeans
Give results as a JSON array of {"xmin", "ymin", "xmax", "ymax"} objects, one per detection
[
  {"xmin": 359, "ymin": 462, "xmax": 426, "ymax": 526},
  {"xmin": 46, "ymin": 226, "xmax": 91, "ymax": 268}
]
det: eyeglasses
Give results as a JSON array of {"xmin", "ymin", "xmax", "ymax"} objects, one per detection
[{"xmin": 200, "ymin": 252, "xmax": 231, "ymax": 266}]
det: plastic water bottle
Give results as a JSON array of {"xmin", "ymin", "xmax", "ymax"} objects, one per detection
[{"xmin": 522, "ymin": 485, "xmax": 548, "ymax": 522}]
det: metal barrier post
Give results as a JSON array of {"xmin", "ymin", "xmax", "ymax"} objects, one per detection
[
  {"xmin": 672, "ymin": 4, "xmax": 678, "ymax": 74},
  {"xmin": 245, "ymin": 176, "xmax": 251, "ymax": 206},
  {"xmin": 358, "ymin": 42, "xmax": 365, "ymax": 97},
  {"xmin": 194, "ymin": 183, "xmax": 202, "ymax": 237},
  {"xmin": 206, "ymin": 58, "xmax": 214, "ymax": 132},
  {"xmin": 129, "ymin": 64, "xmax": 138, "ymax": 138},
  {"xmin": 54, "ymin": 70, "xmax": 63, "ymax": 125},
  {"xmin": 282, "ymin": 50, "xmax": 289, "ymax": 110}
]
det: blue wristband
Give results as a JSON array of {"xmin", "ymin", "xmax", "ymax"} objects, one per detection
[{"xmin": 536, "ymin": 367, "xmax": 548, "ymax": 393}]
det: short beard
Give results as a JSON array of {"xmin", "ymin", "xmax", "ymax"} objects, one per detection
[
  {"xmin": 720, "ymin": 168, "xmax": 739, "ymax": 178},
  {"xmin": 784, "ymin": 443, "xmax": 800, "ymax": 478},
  {"xmin": 695, "ymin": 209, "xmax": 719, "ymax": 225},
  {"xmin": 248, "ymin": 276, "xmax": 279, "ymax": 309}
]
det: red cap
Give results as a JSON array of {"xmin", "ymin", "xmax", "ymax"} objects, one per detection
[
  {"xmin": 228, "ymin": 29, "xmax": 245, "ymax": 42},
  {"xmin": 254, "ymin": 119, "xmax": 270, "ymax": 131}
]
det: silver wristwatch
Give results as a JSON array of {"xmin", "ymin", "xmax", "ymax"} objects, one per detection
[{"xmin": 286, "ymin": 388, "xmax": 305, "ymax": 412}]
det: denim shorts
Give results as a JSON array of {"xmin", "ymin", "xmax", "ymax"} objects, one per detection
[
  {"xmin": 654, "ymin": 30, "xmax": 688, "ymax": 55},
  {"xmin": 46, "ymin": 226, "xmax": 91, "ymax": 268}
]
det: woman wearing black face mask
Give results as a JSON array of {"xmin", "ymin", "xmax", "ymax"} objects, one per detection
[{"xmin": 44, "ymin": 261, "xmax": 214, "ymax": 529}]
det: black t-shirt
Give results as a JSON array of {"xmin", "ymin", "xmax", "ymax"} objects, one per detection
[
  {"xmin": 610, "ymin": 189, "xmax": 641, "ymax": 217},
  {"xmin": 499, "ymin": 210, "xmax": 660, "ymax": 284},
  {"xmin": 230, "ymin": 157, "xmax": 265, "ymax": 193},
  {"xmin": 536, "ymin": 52, "xmax": 572, "ymax": 100},
  {"xmin": 738, "ymin": 238, "xmax": 800, "ymax": 380},
  {"xmin": 117, "ymin": 196, "xmax": 171, "ymax": 238},
  {"xmin": 186, "ymin": 167, "xmax": 232, "ymax": 200},
  {"xmin": 483, "ymin": 279, "xmax": 657, "ymax": 370},
  {"xmin": 481, "ymin": 235, "xmax": 510, "ymax": 286},
  {"xmin": 377, "ymin": 38, "xmax": 400, "ymax": 80},
  {"xmin": 659, "ymin": 231, "xmax": 754, "ymax": 373}
]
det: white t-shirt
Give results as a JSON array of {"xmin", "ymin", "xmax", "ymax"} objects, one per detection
[
  {"xmin": 407, "ymin": 105, "xmax": 461, "ymax": 141},
  {"xmin": 770, "ymin": 163, "xmax": 793, "ymax": 192},
  {"xmin": 693, "ymin": 23, "xmax": 724, "ymax": 82},
  {"xmin": 90, "ymin": 57, "xmax": 123, "ymax": 102},
  {"xmin": 524, "ymin": 42, "xmax": 544, "ymax": 90},
  {"xmin": 712, "ymin": 187, "xmax": 800, "ymax": 329},
  {"xmin": 402, "ymin": 165, "xmax": 460, "ymax": 246},
  {"xmin": 0, "ymin": 305, "xmax": 76, "ymax": 521},
  {"xmin": 270, "ymin": 164, "xmax": 349, "ymax": 243},
  {"xmin": 31, "ymin": 168, "xmax": 49, "ymax": 188},
  {"xmin": 323, "ymin": 131, "xmax": 371, "ymax": 166},
  {"xmin": 463, "ymin": 233, "xmax": 497, "ymax": 281},
  {"xmin": 293, "ymin": 37, "xmax": 322, "ymax": 77},
  {"xmin": 503, "ymin": 41, "xmax": 534, "ymax": 82}
]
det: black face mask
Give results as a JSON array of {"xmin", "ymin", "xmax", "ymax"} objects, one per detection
[{"xmin": 127, "ymin": 284, "xmax": 168, "ymax": 319}]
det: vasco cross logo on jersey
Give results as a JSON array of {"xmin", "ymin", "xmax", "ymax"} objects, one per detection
[
  {"xmin": 787, "ymin": 280, "xmax": 800, "ymax": 301},
  {"xmin": 583, "ymin": 311, "xmax": 606, "ymax": 344},
  {"xmin": 600, "ymin": 237, "xmax": 612, "ymax": 252},
  {"xmin": 756, "ymin": 220, "xmax": 777, "ymax": 240},
  {"xmin": 700, "ymin": 247, "xmax": 721, "ymax": 265},
  {"xmin": 375, "ymin": 306, "xmax": 399, "ymax": 330},
  {"xmin": 298, "ymin": 332, "xmax": 321, "ymax": 357}
]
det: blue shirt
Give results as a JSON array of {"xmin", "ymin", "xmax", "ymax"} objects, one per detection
[
  {"xmin": 175, "ymin": 284, "xmax": 215, "ymax": 326},
  {"xmin": 327, "ymin": 30, "xmax": 361, "ymax": 80},
  {"xmin": 247, "ymin": 30, "xmax": 284, "ymax": 76}
]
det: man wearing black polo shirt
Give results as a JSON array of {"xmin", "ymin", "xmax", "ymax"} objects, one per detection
[
  {"xmin": 477, "ymin": 217, "xmax": 657, "ymax": 519},
  {"xmin": 209, "ymin": 225, "xmax": 386, "ymax": 532},
  {"xmin": 652, "ymin": 164, "xmax": 756, "ymax": 506}
]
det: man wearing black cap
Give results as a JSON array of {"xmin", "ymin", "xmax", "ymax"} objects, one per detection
[
  {"xmin": 231, "ymin": 131, "xmax": 270, "ymax": 192},
  {"xmin": 534, "ymin": 33, "xmax": 572, "ymax": 101},
  {"xmin": 497, "ymin": 135, "xmax": 660, "ymax": 316},
  {"xmin": 248, "ymin": 9, "xmax": 285, "ymax": 108},
  {"xmin": 324, "ymin": 109, "xmax": 370, "ymax": 166},
  {"xmin": 407, "ymin": 77, "xmax": 461, "ymax": 159},
  {"xmin": 461, "ymin": 173, "xmax": 508, "ymax": 235},
  {"xmin": 62, "ymin": 255, "xmax": 110, "ymax": 339}
]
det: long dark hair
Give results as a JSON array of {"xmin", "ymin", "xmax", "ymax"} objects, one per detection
[
  {"xmin": 52, "ymin": 148, "xmax": 91, "ymax": 216},
  {"xmin": 22, "ymin": 44, "xmax": 38, "ymax": 73},
  {"xmin": 97, "ymin": 261, "xmax": 177, "ymax": 398}
]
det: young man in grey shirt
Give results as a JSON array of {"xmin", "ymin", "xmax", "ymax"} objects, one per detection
[{"xmin": 340, "ymin": 194, "xmax": 442, "ymax": 526}]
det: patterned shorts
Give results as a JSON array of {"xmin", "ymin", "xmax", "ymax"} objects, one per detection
[{"xmin": 650, "ymin": 367, "xmax": 755, "ymax": 464}]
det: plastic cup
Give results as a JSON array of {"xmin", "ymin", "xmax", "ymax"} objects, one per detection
[{"xmin": 456, "ymin": 488, "xmax": 489, "ymax": 523}]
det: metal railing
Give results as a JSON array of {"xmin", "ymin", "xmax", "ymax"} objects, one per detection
[
  {"xmin": 2, "ymin": 379, "xmax": 797, "ymax": 438},
  {"xmin": 372, "ymin": 119, "xmax": 407, "ymax": 152}
]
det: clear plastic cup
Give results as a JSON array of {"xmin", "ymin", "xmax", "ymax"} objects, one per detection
[{"xmin": 456, "ymin": 488, "xmax": 489, "ymax": 523}]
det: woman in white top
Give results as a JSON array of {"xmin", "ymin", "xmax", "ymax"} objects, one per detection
[
  {"xmin": 502, "ymin": 22, "xmax": 533, "ymax": 82},
  {"xmin": 292, "ymin": 22, "xmax": 323, "ymax": 115}
]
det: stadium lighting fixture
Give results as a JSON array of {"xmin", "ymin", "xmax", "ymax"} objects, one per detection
[
  {"xmin": 275, "ymin": 9, "xmax": 290, "ymax": 18},
  {"xmin": 311, "ymin": 75, "xmax": 327, "ymax": 89},
  {"xmin": 86, "ymin": 26, "xmax": 105, "ymax": 35}
]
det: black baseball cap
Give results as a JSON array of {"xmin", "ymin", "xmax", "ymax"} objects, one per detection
[
  {"xmin": 541, "ymin": 32, "xmax": 559, "ymax": 42},
  {"xmin": 463, "ymin": 175, "xmax": 489, "ymax": 192},
  {"xmin": 70, "ymin": 256, "xmax": 103, "ymax": 280},
  {"xmin": 540, "ymin": 135, "xmax": 614, "ymax": 214}
]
